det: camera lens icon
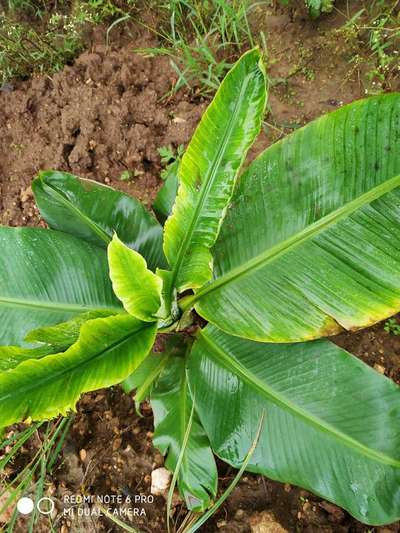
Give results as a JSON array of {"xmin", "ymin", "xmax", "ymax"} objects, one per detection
[{"xmin": 17, "ymin": 496, "xmax": 55, "ymax": 515}]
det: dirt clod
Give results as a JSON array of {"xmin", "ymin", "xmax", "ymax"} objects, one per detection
[{"xmin": 249, "ymin": 511, "xmax": 289, "ymax": 533}]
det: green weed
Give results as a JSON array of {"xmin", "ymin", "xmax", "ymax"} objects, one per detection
[
  {"xmin": 384, "ymin": 318, "xmax": 400, "ymax": 336},
  {"xmin": 338, "ymin": 1, "xmax": 400, "ymax": 93},
  {"xmin": 158, "ymin": 144, "xmax": 184, "ymax": 179}
]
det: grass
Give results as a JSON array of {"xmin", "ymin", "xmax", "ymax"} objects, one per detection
[
  {"xmin": 137, "ymin": 0, "xmax": 268, "ymax": 95},
  {"xmin": 0, "ymin": 417, "xmax": 72, "ymax": 532}
]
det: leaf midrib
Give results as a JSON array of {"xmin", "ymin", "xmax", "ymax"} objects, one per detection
[
  {"xmin": 0, "ymin": 296, "xmax": 122, "ymax": 314},
  {"xmin": 187, "ymin": 173, "xmax": 400, "ymax": 306},
  {"xmin": 170, "ymin": 69, "xmax": 252, "ymax": 289},
  {"xmin": 200, "ymin": 330, "xmax": 400, "ymax": 468}
]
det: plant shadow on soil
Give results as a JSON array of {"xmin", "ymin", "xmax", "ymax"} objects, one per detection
[{"xmin": 1, "ymin": 2, "xmax": 400, "ymax": 532}]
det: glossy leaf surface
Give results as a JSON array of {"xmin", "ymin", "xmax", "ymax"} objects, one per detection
[
  {"xmin": 0, "ymin": 227, "xmax": 121, "ymax": 346},
  {"xmin": 190, "ymin": 94, "xmax": 400, "ymax": 341},
  {"xmin": 0, "ymin": 345, "xmax": 55, "ymax": 371},
  {"xmin": 108, "ymin": 234, "xmax": 162, "ymax": 321},
  {"xmin": 33, "ymin": 171, "xmax": 166, "ymax": 271},
  {"xmin": 164, "ymin": 49, "xmax": 267, "ymax": 292},
  {"xmin": 25, "ymin": 310, "xmax": 114, "ymax": 347},
  {"xmin": 151, "ymin": 356, "xmax": 217, "ymax": 512},
  {"xmin": 121, "ymin": 353, "xmax": 167, "ymax": 395},
  {"xmin": 0, "ymin": 315, "xmax": 156, "ymax": 426},
  {"xmin": 0, "ymin": 313, "xmax": 111, "ymax": 372},
  {"xmin": 188, "ymin": 325, "xmax": 400, "ymax": 525},
  {"xmin": 153, "ymin": 163, "xmax": 179, "ymax": 224}
]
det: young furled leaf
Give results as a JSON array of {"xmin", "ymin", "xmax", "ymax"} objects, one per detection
[
  {"xmin": 108, "ymin": 234, "xmax": 162, "ymax": 322},
  {"xmin": 163, "ymin": 48, "xmax": 267, "ymax": 292}
]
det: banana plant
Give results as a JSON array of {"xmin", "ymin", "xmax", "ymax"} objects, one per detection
[{"xmin": 1, "ymin": 48, "xmax": 400, "ymax": 525}]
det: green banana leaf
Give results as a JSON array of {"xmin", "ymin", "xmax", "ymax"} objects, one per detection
[
  {"xmin": 121, "ymin": 352, "xmax": 168, "ymax": 395},
  {"xmin": 188, "ymin": 324, "xmax": 400, "ymax": 525},
  {"xmin": 0, "ymin": 345, "xmax": 56, "ymax": 371},
  {"xmin": 151, "ymin": 356, "xmax": 217, "ymax": 512},
  {"xmin": 24, "ymin": 310, "xmax": 114, "ymax": 347},
  {"xmin": 32, "ymin": 171, "xmax": 167, "ymax": 271},
  {"xmin": 108, "ymin": 234, "xmax": 162, "ymax": 322},
  {"xmin": 0, "ymin": 312, "xmax": 111, "ymax": 371},
  {"xmin": 0, "ymin": 314, "xmax": 157, "ymax": 426},
  {"xmin": 0, "ymin": 227, "xmax": 121, "ymax": 346},
  {"xmin": 187, "ymin": 94, "xmax": 400, "ymax": 342},
  {"xmin": 122, "ymin": 334, "xmax": 184, "ymax": 396},
  {"xmin": 153, "ymin": 168, "xmax": 179, "ymax": 224},
  {"xmin": 163, "ymin": 48, "xmax": 267, "ymax": 292}
]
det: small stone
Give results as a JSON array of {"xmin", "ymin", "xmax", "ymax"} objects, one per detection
[
  {"xmin": 20, "ymin": 186, "xmax": 33, "ymax": 203},
  {"xmin": 374, "ymin": 363, "xmax": 385, "ymax": 374},
  {"xmin": 113, "ymin": 438, "xmax": 122, "ymax": 451},
  {"xmin": 151, "ymin": 467, "xmax": 171, "ymax": 496},
  {"xmin": 79, "ymin": 449, "xmax": 87, "ymax": 462}
]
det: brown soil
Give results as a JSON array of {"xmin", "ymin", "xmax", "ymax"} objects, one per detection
[
  {"xmin": 0, "ymin": 35, "xmax": 207, "ymax": 229},
  {"xmin": 1, "ymin": 2, "xmax": 400, "ymax": 533}
]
